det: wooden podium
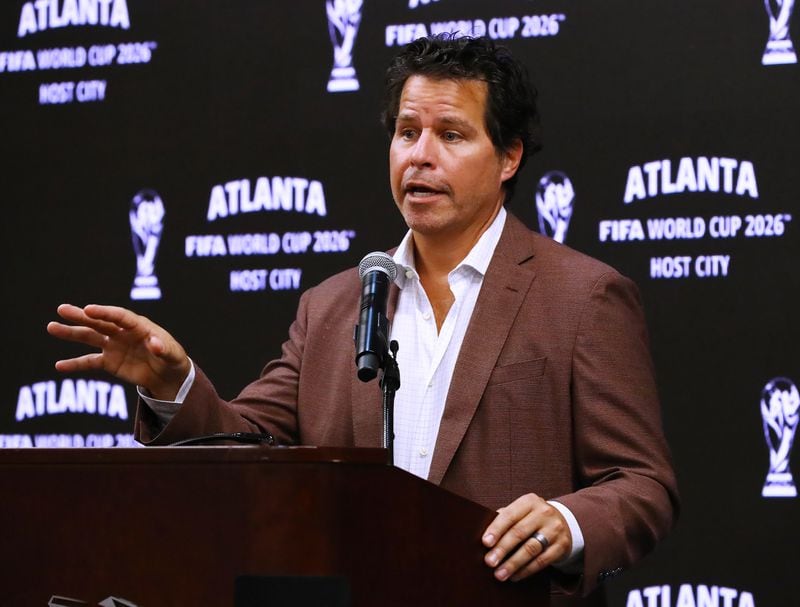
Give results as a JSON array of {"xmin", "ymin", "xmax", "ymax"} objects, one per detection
[{"xmin": 0, "ymin": 447, "xmax": 549, "ymax": 606}]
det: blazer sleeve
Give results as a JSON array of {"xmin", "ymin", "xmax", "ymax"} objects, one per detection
[{"xmin": 553, "ymin": 271, "xmax": 680, "ymax": 595}]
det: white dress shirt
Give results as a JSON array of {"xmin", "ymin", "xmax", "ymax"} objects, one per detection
[{"xmin": 389, "ymin": 208, "xmax": 507, "ymax": 478}]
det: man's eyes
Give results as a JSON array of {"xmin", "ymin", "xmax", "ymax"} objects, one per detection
[{"xmin": 395, "ymin": 129, "xmax": 463, "ymax": 141}]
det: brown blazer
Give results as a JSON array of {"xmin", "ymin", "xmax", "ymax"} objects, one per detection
[{"xmin": 137, "ymin": 213, "xmax": 679, "ymax": 600}]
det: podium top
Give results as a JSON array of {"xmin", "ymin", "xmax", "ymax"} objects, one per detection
[{"xmin": 0, "ymin": 445, "xmax": 390, "ymax": 466}]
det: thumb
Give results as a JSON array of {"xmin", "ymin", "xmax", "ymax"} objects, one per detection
[
  {"xmin": 145, "ymin": 334, "xmax": 167, "ymax": 357},
  {"xmin": 146, "ymin": 333, "xmax": 188, "ymax": 370}
]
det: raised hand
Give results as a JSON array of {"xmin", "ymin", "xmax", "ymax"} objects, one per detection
[{"xmin": 47, "ymin": 304, "xmax": 191, "ymax": 401}]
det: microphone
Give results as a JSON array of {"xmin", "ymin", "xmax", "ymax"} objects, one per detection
[{"xmin": 354, "ymin": 252, "xmax": 397, "ymax": 382}]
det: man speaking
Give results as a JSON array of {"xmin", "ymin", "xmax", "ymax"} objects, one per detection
[{"xmin": 48, "ymin": 35, "xmax": 678, "ymax": 605}]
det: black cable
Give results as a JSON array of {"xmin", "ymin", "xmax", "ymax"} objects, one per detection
[{"xmin": 168, "ymin": 432, "xmax": 275, "ymax": 447}]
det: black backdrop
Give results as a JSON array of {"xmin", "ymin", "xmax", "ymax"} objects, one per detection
[{"xmin": 1, "ymin": 1, "xmax": 798, "ymax": 604}]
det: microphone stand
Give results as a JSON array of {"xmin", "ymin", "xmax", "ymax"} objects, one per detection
[
  {"xmin": 352, "ymin": 251, "xmax": 401, "ymax": 466},
  {"xmin": 379, "ymin": 340, "xmax": 401, "ymax": 466}
]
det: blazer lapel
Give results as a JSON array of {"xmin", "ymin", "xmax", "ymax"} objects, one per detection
[
  {"xmin": 351, "ymin": 282, "xmax": 401, "ymax": 448},
  {"xmin": 427, "ymin": 215, "xmax": 537, "ymax": 484}
]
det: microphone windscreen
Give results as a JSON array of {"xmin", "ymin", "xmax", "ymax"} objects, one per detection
[{"xmin": 358, "ymin": 251, "xmax": 397, "ymax": 281}]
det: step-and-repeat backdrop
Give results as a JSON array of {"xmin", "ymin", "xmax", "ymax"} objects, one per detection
[{"xmin": 1, "ymin": 1, "xmax": 798, "ymax": 604}]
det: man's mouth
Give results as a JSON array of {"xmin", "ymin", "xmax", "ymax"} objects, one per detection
[{"xmin": 405, "ymin": 182, "xmax": 446, "ymax": 198}]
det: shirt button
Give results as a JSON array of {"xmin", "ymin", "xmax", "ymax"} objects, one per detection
[
  {"xmin": 419, "ymin": 448, "xmax": 428, "ymax": 457},
  {"xmin": 422, "ymin": 311, "xmax": 431, "ymax": 320},
  {"xmin": 405, "ymin": 269, "xmax": 414, "ymax": 279},
  {"xmin": 427, "ymin": 380, "xmax": 433, "ymax": 387}
]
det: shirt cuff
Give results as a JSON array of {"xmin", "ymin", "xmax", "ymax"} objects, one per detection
[
  {"xmin": 137, "ymin": 359, "xmax": 195, "ymax": 426},
  {"xmin": 547, "ymin": 499, "xmax": 585, "ymax": 574}
]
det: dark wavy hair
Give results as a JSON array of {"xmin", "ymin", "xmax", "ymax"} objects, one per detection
[{"xmin": 382, "ymin": 34, "xmax": 542, "ymax": 201}]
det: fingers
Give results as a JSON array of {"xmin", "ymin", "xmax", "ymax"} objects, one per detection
[
  {"xmin": 482, "ymin": 493, "xmax": 572, "ymax": 582},
  {"xmin": 83, "ymin": 304, "xmax": 144, "ymax": 331},
  {"xmin": 504, "ymin": 518, "xmax": 569, "ymax": 582},
  {"xmin": 53, "ymin": 304, "xmax": 169, "ymax": 357},
  {"xmin": 54, "ymin": 353, "xmax": 105, "ymax": 373},
  {"xmin": 81, "ymin": 305, "xmax": 183, "ymax": 365},
  {"xmin": 47, "ymin": 322, "xmax": 107, "ymax": 349},
  {"xmin": 56, "ymin": 304, "xmax": 130, "ymax": 337}
]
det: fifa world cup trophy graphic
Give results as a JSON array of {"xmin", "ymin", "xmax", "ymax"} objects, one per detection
[
  {"xmin": 129, "ymin": 189, "xmax": 165, "ymax": 301},
  {"xmin": 536, "ymin": 171, "xmax": 575, "ymax": 244},
  {"xmin": 326, "ymin": 0, "xmax": 363, "ymax": 92},
  {"xmin": 762, "ymin": 0, "xmax": 797, "ymax": 65},
  {"xmin": 760, "ymin": 377, "xmax": 799, "ymax": 497}
]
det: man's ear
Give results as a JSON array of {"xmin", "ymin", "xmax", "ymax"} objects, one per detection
[{"xmin": 500, "ymin": 139, "xmax": 524, "ymax": 183}]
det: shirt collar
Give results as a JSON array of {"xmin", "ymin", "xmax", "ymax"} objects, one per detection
[{"xmin": 392, "ymin": 206, "xmax": 507, "ymax": 287}]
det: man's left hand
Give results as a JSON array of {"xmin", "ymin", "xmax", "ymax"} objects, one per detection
[{"xmin": 482, "ymin": 493, "xmax": 572, "ymax": 582}]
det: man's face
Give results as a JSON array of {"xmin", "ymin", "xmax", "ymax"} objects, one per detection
[{"xmin": 389, "ymin": 75, "xmax": 521, "ymax": 241}]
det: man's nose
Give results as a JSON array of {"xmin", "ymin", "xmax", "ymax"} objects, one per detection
[{"xmin": 410, "ymin": 131, "xmax": 437, "ymax": 168}]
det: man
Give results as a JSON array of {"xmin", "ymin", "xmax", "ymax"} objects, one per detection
[{"xmin": 49, "ymin": 35, "xmax": 678, "ymax": 604}]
